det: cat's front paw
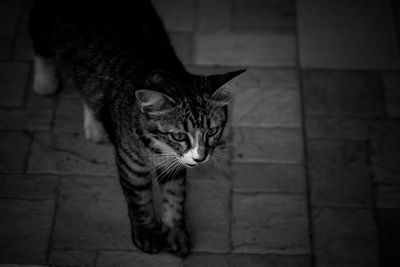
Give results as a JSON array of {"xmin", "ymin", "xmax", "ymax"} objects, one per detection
[
  {"xmin": 164, "ymin": 226, "xmax": 190, "ymax": 257},
  {"xmin": 132, "ymin": 225, "xmax": 164, "ymax": 254},
  {"xmin": 84, "ymin": 119, "xmax": 108, "ymax": 143}
]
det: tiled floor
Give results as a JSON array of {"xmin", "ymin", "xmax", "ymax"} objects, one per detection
[{"xmin": 0, "ymin": 0, "xmax": 399, "ymax": 266}]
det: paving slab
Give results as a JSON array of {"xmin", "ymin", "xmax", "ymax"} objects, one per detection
[
  {"xmin": 194, "ymin": 33, "xmax": 296, "ymax": 67},
  {"xmin": 27, "ymin": 132, "xmax": 116, "ymax": 175},
  {"xmin": 0, "ymin": 62, "xmax": 30, "ymax": 107},
  {"xmin": 232, "ymin": 0, "xmax": 295, "ymax": 33},
  {"xmin": 308, "ymin": 139, "xmax": 373, "ymax": 207},
  {"xmin": 48, "ymin": 249, "xmax": 97, "ymax": 267},
  {"xmin": 53, "ymin": 97, "xmax": 83, "ymax": 133},
  {"xmin": 196, "ymin": 0, "xmax": 231, "ymax": 32},
  {"xmin": 302, "ymin": 70, "xmax": 385, "ymax": 117},
  {"xmin": 298, "ymin": 0, "xmax": 400, "ymax": 69},
  {"xmin": 232, "ymin": 87, "xmax": 301, "ymax": 127},
  {"xmin": 13, "ymin": 36, "xmax": 33, "ymax": 61},
  {"xmin": 169, "ymin": 32, "xmax": 193, "ymax": 65},
  {"xmin": 0, "ymin": 0, "xmax": 21, "ymax": 36},
  {"xmin": 184, "ymin": 253, "xmax": 311, "ymax": 267},
  {"xmin": 0, "ymin": 36, "xmax": 13, "ymax": 60},
  {"xmin": 0, "ymin": 199, "xmax": 54, "ymax": 264},
  {"xmin": 96, "ymin": 251, "xmax": 182, "ymax": 267},
  {"xmin": 376, "ymin": 185, "xmax": 400, "ymax": 209},
  {"xmin": 186, "ymin": 178, "xmax": 230, "ymax": 253},
  {"xmin": 152, "ymin": 0, "xmax": 194, "ymax": 32},
  {"xmin": 313, "ymin": 208, "xmax": 378, "ymax": 267},
  {"xmin": 0, "ymin": 131, "xmax": 31, "ymax": 173},
  {"xmin": 0, "ymin": 174, "xmax": 59, "ymax": 199},
  {"xmin": 52, "ymin": 175, "xmax": 134, "ymax": 250},
  {"xmin": 232, "ymin": 193, "xmax": 309, "ymax": 254},
  {"xmin": 371, "ymin": 140, "xmax": 400, "ymax": 184},
  {"xmin": 305, "ymin": 116, "xmax": 400, "ymax": 140},
  {"xmin": 233, "ymin": 127, "xmax": 303, "ymax": 163},
  {"xmin": 232, "ymin": 163, "xmax": 306, "ymax": 193},
  {"xmin": 0, "ymin": 109, "xmax": 52, "ymax": 131}
]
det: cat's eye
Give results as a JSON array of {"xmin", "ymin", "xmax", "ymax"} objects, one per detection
[
  {"xmin": 207, "ymin": 127, "xmax": 220, "ymax": 137},
  {"xmin": 170, "ymin": 132, "xmax": 187, "ymax": 141}
]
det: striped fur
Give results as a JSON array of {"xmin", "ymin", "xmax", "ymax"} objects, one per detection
[{"xmin": 30, "ymin": 0, "xmax": 244, "ymax": 257}]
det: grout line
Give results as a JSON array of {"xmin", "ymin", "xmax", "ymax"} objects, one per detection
[
  {"xmin": 22, "ymin": 130, "xmax": 33, "ymax": 174},
  {"xmin": 93, "ymin": 250, "xmax": 100, "ymax": 267},
  {"xmin": 21, "ymin": 60, "xmax": 33, "ymax": 108},
  {"xmin": 227, "ymin": 98, "xmax": 235, "ymax": 252},
  {"xmin": 45, "ymin": 176, "xmax": 63, "ymax": 264},
  {"xmin": 366, "ymin": 139, "xmax": 383, "ymax": 266},
  {"xmin": 294, "ymin": 1, "xmax": 316, "ymax": 266}
]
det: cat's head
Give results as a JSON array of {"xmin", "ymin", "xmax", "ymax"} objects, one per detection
[{"xmin": 135, "ymin": 69, "xmax": 245, "ymax": 168}]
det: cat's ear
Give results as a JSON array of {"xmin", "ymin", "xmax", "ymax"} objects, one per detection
[
  {"xmin": 135, "ymin": 89, "xmax": 176, "ymax": 115},
  {"xmin": 208, "ymin": 69, "xmax": 246, "ymax": 106}
]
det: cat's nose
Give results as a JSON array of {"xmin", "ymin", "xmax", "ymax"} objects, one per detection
[{"xmin": 193, "ymin": 154, "xmax": 208, "ymax": 164}]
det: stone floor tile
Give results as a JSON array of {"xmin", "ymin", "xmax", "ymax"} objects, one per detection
[
  {"xmin": 0, "ymin": 131, "xmax": 31, "ymax": 173},
  {"xmin": 169, "ymin": 32, "xmax": 193, "ymax": 65},
  {"xmin": 27, "ymin": 132, "xmax": 116, "ymax": 175},
  {"xmin": 298, "ymin": 0, "xmax": 400, "ymax": 69},
  {"xmin": 228, "ymin": 68, "xmax": 299, "ymax": 90},
  {"xmin": 302, "ymin": 70, "xmax": 385, "ymax": 117},
  {"xmin": 0, "ymin": 174, "xmax": 59, "ymax": 199},
  {"xmin": 313, "ymin": 208, "xmax": 379, "ymax": 267},
  {"xmin": 152, "ymin": 0, "xmax": 194, "ymax": 32},
  {"xmin": 232, "ymin": 87, "xmax": 301, "ymax": 127},
  {"xmin": 13, "ymin": 36, "xmax": 33, "ymax": 61},
  {"xmin": 53, "ymin": 175, "xmax": 134, "ymax": 250},
  {"xmin": 186, "ymin": 178, "xmax": 230, "ymax": 252},
  {"xmin": 378, "ymin": 209, "xmax": 400, "ymax": 266},
  {"xmin": 376, "ymin": 185, "xmax": 400, "ymax": 209},
  {"xmin": 306, "ymin": 116, "xmax": 400, "ymax": 140},
  {"xmin": 232, "ymin": 0, "xmax": 295, "ymax": 33},
  {"xmin": 383, "ymin": 72, "xmax": 400, "ymax": 117},
  {"xmin": 194, "ymin": 33, "xmax": 296, "ymax": 67},
  {"xmin": 196, "ymin": 0, "xmax": 231, "ymax": 32},
  {"xmin": 371, "ymin": 140, "xmax": 400, "ymax": 184},
  {"xmin": 184, "ymin": 253, "xmax": 311, "ymax": 267},
  {"xmin": 232, "ymin": 193, "xmax": 309, "ymax": 254},
  {"xmin": 0, "ymin": 109, "xmax": 52, "ymax": 131},
  {"xmin": 96, "ymin": 251, "xmax": 182, "ymax": 267},
  {"xmin": 16, "ymin": 0, "xmax": 32, "ymax": 38},
  {"xmin": 53, "ymin": 97, "xmax": 83, "ymax": 133},
  {"xmin": 0, "ymin": 62, "xmax": 30, "ymax": 107},
  {"xmin": 0, "ymin": 36, "xmax": 13, "ymax": 60},
  {"xmin": 233, "ymin": 127, "xmax": 303, "ymax": 163},
  {"xmin": 232, "ymin": 163, "xmax": 306, "ymax": 193},
  {"xmin": 25, "ymin": 88, "xmax": 55, "ymax": 109},
  {"xmin": 308, "ymin": 139, "xmax": 373, "ymax": 207},
  {"xmin": 48, "ymin": 250, "xmax": 97, "ymax": 267},
  {"xmin": 0, "ymin": 199, "xmax": 54, "ymax": 264},
  {"xmin": 0, "ymin": 0, "xmax": 21, "ymax": 36}
]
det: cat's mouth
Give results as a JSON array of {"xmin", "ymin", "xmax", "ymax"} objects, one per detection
[{"xmin": 184, "ymin": 163, "xmax": 197, "ymax": 168}]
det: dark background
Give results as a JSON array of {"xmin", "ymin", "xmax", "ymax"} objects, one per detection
[{"xmin": 0, "ymin": 0, "xmax": 399, "ymax": 266}]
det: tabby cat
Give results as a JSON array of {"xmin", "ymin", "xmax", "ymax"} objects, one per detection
[{"xmin": 30, "ymin": 0, "xmax": 244, "ymax": 256}]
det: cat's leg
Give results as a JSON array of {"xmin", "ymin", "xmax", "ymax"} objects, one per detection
[
  {"xmin": 117, "ymin": 151, "xmax": 164, "ymax": 253},
  {"xmin": 33, "ymin": 55, "xmax": 59, "ymax": 95},
  {"xmin": 83, "ymin": 102, "xmax": 108, "ymax": 143},
  {"xmin": 159, "ymin": 170, "xmax": 190, "ymax": 257}
]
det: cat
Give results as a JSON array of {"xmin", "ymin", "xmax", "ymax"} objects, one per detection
[{"xmin": 29, "ymin": 0, "xmax": 244, "ymax": 257}]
